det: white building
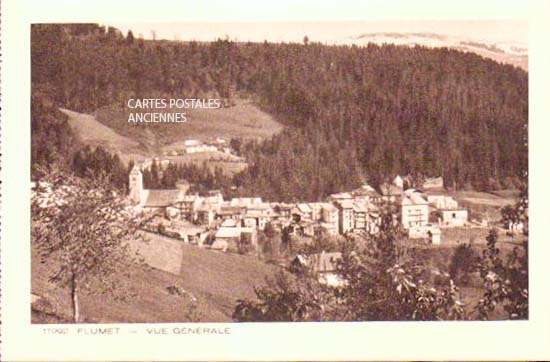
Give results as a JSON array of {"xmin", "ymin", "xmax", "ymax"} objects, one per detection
[
  {"xmin": 440, "ymin": 209, "xmax": 468, "ymax": 227},
  {"xmin": 334, "ymin": 199, "xmax": 354, "ymax": 234},
  {"xmin": 401, "ymin": 193, "xmax": 429, "ymax": 229},
  {"xmin": 427, "ymin": 195, "xmax": 459, "ymax": 209}
]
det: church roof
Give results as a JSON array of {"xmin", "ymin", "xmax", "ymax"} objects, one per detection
[{"xmin": 143, "ymin": 189, "xmax": 182, "ymax": 208}]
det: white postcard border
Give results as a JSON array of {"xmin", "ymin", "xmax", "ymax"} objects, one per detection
[{"xmin": 2, "ymin": 0, "xmax": 550, "ymax": 361}]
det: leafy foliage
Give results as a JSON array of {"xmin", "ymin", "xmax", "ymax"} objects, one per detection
[
  {"xmin": 31, "ymin": 167, "xmax": 144, "ymax": 322},
  {"xmin": 233, "ymin": 270, "xmax": 340, "ymax": 322},
  {"xmin": 72, "ymin": 145, "xmax": 130, "ymax": 191},
  {"xmin": 234, "ymin": 212, "xmax": 465, "ymax": 321},
  {"xmin": 476, "ymin": 230, "xmax": 528, "ymax": 320},
  {"xmin": 449, "ymin": 242, "xmax": 478, "ymax": 286},
  {"xmin": 31, "ymin": 92, "xmax": 76, "ymax": 177},
  {"xmin": 141, "ymin": 160, "xmax": 233, "ymax": 194},
  {"xmin": 476, "ymin": 176, "xmax": 528, "ymax": 319}
]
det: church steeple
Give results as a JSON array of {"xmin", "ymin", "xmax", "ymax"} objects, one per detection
[{"xmin": 129, "ymin": 165, "xmax": 143, "ymax": 204}]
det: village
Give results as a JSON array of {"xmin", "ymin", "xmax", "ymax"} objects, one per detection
[
  {"xmin": 131, "ymin": 155, "xmax": 470, "ymax": 246},
  {"xmin": 127, "ymin": 141, "xmax": 483, "ymax": 285}
]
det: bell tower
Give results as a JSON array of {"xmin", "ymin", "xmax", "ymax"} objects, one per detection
[{"xmin": 129, "ymin": 165, "xmax": 143, "ymax": 204}]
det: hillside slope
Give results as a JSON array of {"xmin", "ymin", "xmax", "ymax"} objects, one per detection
[
  {"xmin": 61, "ymin": 108, "xmax": 148, "ymax": 163},
  {"xmin": 31, "ymin": 234, "xmax": 279, "ymax": 323},
  {"xmin": 95, "ymin": 98, "xmax": 283, "ymax": 149},
  {"xmin": 62, "ymin": 100, "xmax": 282, "ymax": 170}
]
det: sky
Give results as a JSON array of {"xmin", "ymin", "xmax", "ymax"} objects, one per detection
[{"xmin": 108, "ymin": 20, "xmax": 528, "ymax": 46}]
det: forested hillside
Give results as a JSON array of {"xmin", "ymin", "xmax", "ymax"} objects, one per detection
[{"xmin": 31, "ymin": 24, "xmax": 527, "ymax": 200}]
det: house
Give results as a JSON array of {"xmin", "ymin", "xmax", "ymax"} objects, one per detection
[
  {"xmin": 320, "ymin": 222, "xmax": 339, "ymax": 237},
  {"xmin": 183, "ymin": 139, "xmax": 215, "ymax": 154},
  {"xmin": 230, "ymin": 197, "xmax": 263, "ymax": 207},
  {"xmin": 205, "ymin": 189, "xmax": 224, "ymax": 204},
  {"xmin": 328, "ymin": 192, "xmax": 353, "ymax": 202},
  {"xmin": 245, "ymin": 202, "xmax": 273, "ymax": 230},
  {"xmin": 239, "ymin": 227, "xmax": 258, "ymax": 249},
  {"xmin": 298, "ymin": 220, "xmax": 318, "ymax": 237},
  {"xmin": 195, "ymin": 204, "xmax": 217, "ymax": 227},
  {"xmin": 214, "ymin": 226, "xmax": 242, "ymax": 251},
  {"xmin": 173, "ymin": 194, "xmax": 201, "ymax": 220},
  {"xmin": 163, "ymin": 220, "xmax": 207, "ymax": 244},
  {"xmin": 217, "ymin": 204, "xmax": 246, "ymax": 221},
  {"xmin": 129, "ymin": 164, "xmax": 193, "ymax": 213},
  {"xmin": 291, "ymin": 251, "xmax": 345, "ymax": 287},
  {"xmin": 320, "ymin": 203, "xmax": 339, "ymax": 236},
  {"xmin": 352, "ymin": 200, "xmax": 368, "ymax": 231},
  {"xmin": 401, "ymin": 193, "xmax": 429, "ymax": 229},
  {"xmin": 308, "ymin": 202, "xmax": 325, "ymax": 221},
  {"xmin": 367, "ymin": 204, "xmax": 382, "ymax": 234},
  {"xmin": 141, "ymin": 189, "xmax": 185, "ymax": 212},
  {"xmin": 427, "ymin": 195, "xmax": 458, "ymax": 209},
  {"xmin": 408, "ymin": 223, "xmax": 441, "ymax": 244},
  {"xmin": 334, "ymin": 199, "xmax": 354, "ymax": 234},
  {"xmin": 427, "ymin": 228, "xmax": 442, "ymax": 244},
  {"xmin": 294, "ymin": 203, "xmax": 313, "ymax": 221},
  {"xmin": 214, "ymin": 226, "xmax": 257, "ymax": 252},
  {"xmin": 423, "ymin": 176, "xmax": 445, "ymax": 190},
  {"xmin": 440, "ymin": 209, "xmax": 468, "ymax": 227},
  {"xmin": 272, "ymin": 203, "xmax": 294, "ymax": 220},
  {"xmin": 393, "ymin": 175, "xmax": 404, "ymax": 189},
  {"xmin": 193, "ymin": 192, "xmax": 224, "ymax": 226},
  {"xmin": 351, "ymin": 184, "xmax": 381, "ymax": 204},
  {"xmin": 220, "ymin": 218, "xmax": 240, "ymax": 228},
  {"xmin": 378, "ymin": 183, "xmax": 403, "ymax": 204},
  {"xmin": 182, "ymin": 226, "xmax": 208, "ymax": 245}
]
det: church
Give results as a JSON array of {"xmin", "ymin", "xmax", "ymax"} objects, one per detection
[{"xmin": 128, "ymin": 164, "xmax": 189, "ymax": 212}]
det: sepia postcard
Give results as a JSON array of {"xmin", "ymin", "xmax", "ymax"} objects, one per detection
[{"xmin": 1, "ymin": 0, "xmax": 550, "ymax": 361}]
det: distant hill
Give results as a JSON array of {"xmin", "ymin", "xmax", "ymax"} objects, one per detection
[{"xmin": 338, "ymin": 32, "xmax": 528, "ymax": 71}]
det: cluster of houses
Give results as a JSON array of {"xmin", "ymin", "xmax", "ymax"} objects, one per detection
[
  {"xmin": 130, "ymin": 163, "xmax": 469, "ymax": 252},
  {"xmin": 162, "ymin": 138, "xmax": 232, "ymax": 157}
]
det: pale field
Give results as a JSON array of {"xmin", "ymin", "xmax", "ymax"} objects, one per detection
[{"xmin": 31, "ymin": 232, "xmax": 279, "ymax": 323}]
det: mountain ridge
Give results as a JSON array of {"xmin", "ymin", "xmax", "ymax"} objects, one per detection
[{"xmin": 336, "ymin": 32, "xmax": 527, "ymax": 70}]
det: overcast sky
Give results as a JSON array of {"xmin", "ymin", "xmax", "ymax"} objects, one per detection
[{"xmin": 108, "ymin": 20, "xmax": 528, "ymax": 45}]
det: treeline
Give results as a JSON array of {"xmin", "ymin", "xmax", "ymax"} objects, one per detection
[
  {"xmin": 31, "ymin": 90, "xmax": 76, "ymax": 176},
  {"xmin": 141, "ymin": 160, "xmax": 233, "ymax": 194},
  {"xmin": 32, "ymin": 24, "xmax": 528, "ymax": 200},
  {"xmin": 72, "ymin": 145, "xmax": 129, "ymax": 190}
]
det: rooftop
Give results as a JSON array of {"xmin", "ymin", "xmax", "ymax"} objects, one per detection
[
  {"xmin": 329, "ymin": 192, "xmax": 352, "ymax": 200},
  {"xmin": 221, "ymin": 219, "xmax": 239, "ymax": 227},
  {"xmin": 320, "ymin": 202, "xmax": 338, "ymax": 212},
  {"xmin": 379, "ymin": 183, "xmax": 403, "ymax": 196},
  {"xmin": 401, "ymin": 193, "xmax": 428, "ymax": 206},
  {"xmin": 297, "ymin": 203, "xmax": 313, "ymax": 213},
  {"xmin": 215, "ymin": 227, "xmax": 242, "ymax": 239},
  {"xmin": 353, "ymin": 200, "xmax": 369, "ymax": 212},
  {"xmin": 335, "ymin": 199, "xmax": 355, "ymax": 209},
  {"xmin": 143, "ymin": 189, "xmax": 183, "ymax": 208}
]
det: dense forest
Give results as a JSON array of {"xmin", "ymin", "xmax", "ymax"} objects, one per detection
[{"xmin": 31, "ymin": 24, "xmax": 527, "ymax": 200}]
